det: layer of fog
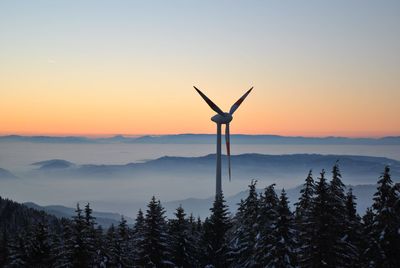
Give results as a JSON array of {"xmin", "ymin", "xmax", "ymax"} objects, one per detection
[{"xmin": 1, "ymin": 142, "xmax": 399, "ymax": 217}]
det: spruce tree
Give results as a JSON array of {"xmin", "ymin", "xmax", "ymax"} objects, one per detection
[
  {"xmin": 308, "ymin": 169, "xmax": 334, "ymax": 267},
  {"xmin": 329, "ymin": 162, "xmax": 352, "ymax": 267},
  {"xmin": 361, "ymin": 207, "xmax": 376, "ymax": 267},
  {"xmin": 105, "ymin": 224, "xmax": 118, "ymax": 267},
  {"xmin": 83, "ymin": 203, "xmax": 97, "ymax": 265},
  {"xmin": 343, "ymin": 188, "xmax": 362, "ymax": 267},
  {"xmin": 141, "ymin": 196, "xmax": 172, "ymax": 267},
  {"xmin": 116, "ymin": 216, "xmax": 133, "ymax": 267},
  {"xmin": 229, "ymin": 180, "xmax": 259, "ymax": 267},
  {"xmin": 25, "ymin": 221, "xmax": 54, "ymax": 267},
  {"xmin": 254, "ymin": 184, "xmax": 279, "ymax": 266},
  {"xmin": 0, "ymin": 230, "xmax": 9, "ymax": 267},
  {"xmin": 370, "ymin": 166, "xmax": 400, "ymax": 267},
  {"xmin": 295, "ymin": 170, "xmax": 315, "ymax": 266},
  {"xmin": 201, "ymin": 193, "xmax": 231, "ymax": 268},
  {"xmin": 70, "ymin": 203, "xmax": 91, "ymax": 267},
  {"xmin": 266, "ymin": 189, "xmax": 297, "ymax": 268},
  {"xmin": 132, "ymin": 209, "xmax": 146, "ymax": 266},
  {"xmin": 169, "ymin": 205, "xmax": 198, "ymax": 267}
]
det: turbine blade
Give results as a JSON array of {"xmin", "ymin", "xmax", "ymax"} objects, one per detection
[
  {"xmin": 229, "ymin": 87, "xmax": 253, "ymax": 115},
  {"xmin": 225, "ymin": 123, "xmax": 231, "ymax": 181},
  {"xmin": 194, "ymin": 86, "xmax": 225, "ymax": 116}
]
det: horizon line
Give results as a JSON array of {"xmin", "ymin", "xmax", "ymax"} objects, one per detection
[{"xmin": 0, "ymin": 132, "xmax": 399, "ymax": 139}]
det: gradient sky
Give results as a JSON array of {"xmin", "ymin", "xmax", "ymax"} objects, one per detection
[{"xmin": 1, "ymin": 0, "xmax": 399, "ymax": 137}]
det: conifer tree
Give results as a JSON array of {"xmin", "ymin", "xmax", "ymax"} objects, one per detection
[
  {"xmin": 295, "ymin": 170, "xmax": 315, "ymax": 266},
  {"xmin": 254, "ymin": 184, "xmax": 279, "ymax": 266},
  {"xmin": 25, "ymin": 221, "xmax": 54, "ymax": 267},
  {"xmin": 329, "ymin": 162, "xmax": 352, "ymax": 267},
  {"xmin": 132, "ymin": 209, "xmax": 146, "ymax": 266},
  {"xmin": 229, "ymin": 180, "xmax": 259, "ymax": 267},
  {"xmin": 83, "ymin": 203, "xmax": 97, "ymax": 265},
  {"xmin": 169, "ymin": 205, "xmax": 198, "ymax": 267},
  {"xmin": 343, "ymin": 188, "xmax": 362, "ymax": 267},
  {"xmin": 105, "ymin": 224, "xmax": 118, "ymax": 267},
  {"xmin": 116, "ymin": 216, "xmax": 133, "ymax": 267},
  {"xmin": 54, "ymin": 218, "xmax": 73, "ymax": 268},
  {"xmin": 308, "ymin": 169, "xmax": 334, "ymax": 267},
  {"xmin": 0, "ymin": 230, "xmax": 9, "ymax": 267},
  {"xmin": 70, "ymin": 203, "xmax": 91, "ymax": 267},
  {"xmin": 141, "ymin": 196, "xmax": 172, "ymax": 267},
  {"xmin": 361, "ymin": 207, "xmax": 379, "ymax": 267},
  {"xmin": 266, "ymin": 189, "xmax": 297, "ymax": 268},
  {"xmin": 370, "ymin": 166, "xmax": 400, "ymax": 267},
  {"xmin": 201, "ymin": 193, "xmax": 231, "ymax": 268}
]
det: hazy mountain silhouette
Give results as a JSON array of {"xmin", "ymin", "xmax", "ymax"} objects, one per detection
[
  {"xmin": 29, "ymin": 154, "xmax": 400, "ymax": 185},
  {"xmin": 0, "ymin": 167, "xmax": 17, "ymax": 179},
  {"xmin": 1, "ymin": 134, "xmax": 400, "ymax": 145}
]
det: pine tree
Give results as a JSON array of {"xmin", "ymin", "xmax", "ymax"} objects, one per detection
[
  {"xmin": 229, "ymin": 180, "xmax": 259, "ymax": 267},
  {"xmin": 0, "ymin": 230, "xmax": 9, "ymax": 267},
  {"xmin": 201, "ymin": 193, "xmax": 231, "ymax": 268},
  {"xmin": 266, "ymin": 189, "xmax": 297, "ymax": 268},
  {"xmin": 132, "ymin": 209, "xmax": 146, "ymax": 266},
  {"xmin": 295, "ymin": 169, "xmax": 315, "ymax": 266},
  {"xmin": 7, "ymin": 230, "xmax": 28, "ymax": 267},
  {"xmin": 329, "ymin": 162, "xmax": 353, "ymax": 267},
  {"xmin": 342, "ymin": 188, "xmax": 362, "ymax": 267},
  {"xmin": 308, "ymin": 169, "xmax": 334, "ymax": 267},
  {"xmin": 115, "ymin": 216, "xmax": 133, "ymax": 267},
  {"xmin": 70, "ymin": 203, "xmax": 91, "ymax": 268},
  {"xmin": 169, "ymin": 205, "xmax": 198, "ymax": 267},
  {"xmin": 25, "ymin": 220, "xmax": 55, "ymax": 267},
  {"xmin": 83, "ymin": 203, "xmax": 97, "ymax": 266},
  {"xmin": 370, "ymin": 166, "xmax": 400, "ymax": 267},
  {"xmin": 105, "ymin": 224, "xmax": 118, "ymax": 267},
  {"xmin": 254, "ymin": 184, "xmax": 279, "ymax": 266},
  {"xmin": 141, "ymin": 196, "xmax": 172, "ymax": 267},
  {"xmin": 54, "ymin": 218, "xmax": 73, "ymax": 268},
  {"xmin": 361, "ymin": 207, "xmax": 379, "ymax": 267}
]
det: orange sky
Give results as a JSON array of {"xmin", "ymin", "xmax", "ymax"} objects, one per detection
[{"xmin": 1, "ymin": 1, "xmax": 399, "ymax": 138}]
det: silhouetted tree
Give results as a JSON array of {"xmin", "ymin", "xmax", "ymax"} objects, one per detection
[{"xmin": 201, "ymin": 193, "xmax": 231, "ymax": 268}]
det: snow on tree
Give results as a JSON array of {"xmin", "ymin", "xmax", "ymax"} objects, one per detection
[
  {"xmin": 140, "ymin": 196, "xmax": 173, "ymax": 267},
  {"xmin": 266, "ymin": 189, "xmax": 298, "ymax": 268},
  {"xmin": 254, "ymin": 184, "xmax": 279, "ymax": 266},
  {"xmin": 229, "ymin": 179, "xmax": 259, "ymax": 267},
  {"xmin": 169, "ymin": 205, "xmax": 199, "ymax": 267},
  {"xmin": 343, "ymin": 188, "xmax": 363, "ymax": 267},
  {"xmin": 295, "ymin": 169, "xmax": 315, "ymax": 267},
  {"xmin": 370, "ymin": 166, "xmax": 400, "ymax": 267},
  {"xmin": 201, "ymin": 192, "xmax": 232, "ymax": 268}
]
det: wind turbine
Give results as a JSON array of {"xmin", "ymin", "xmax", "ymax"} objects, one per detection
[{"xmin": 194, "ymin": 86, "xmax": 253, "ymax": 196}]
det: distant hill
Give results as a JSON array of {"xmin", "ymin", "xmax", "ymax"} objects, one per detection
[
  {"xmin": 1, "ymin": 134, "xmax": 400, "ymax": 145},
  {"xmin": 29, "ymin": 154, "xmax": 400, "ymax": 185},
  {"xmin": 24, "ymin": 202, "xmax": 134, "ymax": 227},
  {"xmin": 0, "ymin": 168, "xmax": 17, "ymax": 179},
  {"xmin": 32, "ymin": 159, "xmax": 75, "ymax": 170}
]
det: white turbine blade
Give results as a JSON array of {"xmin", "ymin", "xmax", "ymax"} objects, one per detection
[
  {"xmin": 225, "ymin": 123, "xmax": 231, "ymax": 181},
  {"xmin": 194, "ymin": 86, "xmax": 225, "ymax": 116},
  {"xmin": 229, "ymin": 87, "xmax": 253, "ymax": 115}
]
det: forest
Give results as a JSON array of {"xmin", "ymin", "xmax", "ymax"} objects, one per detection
[{"xmin": 0, "ymin": 163, "xmax": 399, "ymax": 267}]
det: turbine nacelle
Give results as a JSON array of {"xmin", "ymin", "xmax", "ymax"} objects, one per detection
[{"xmin": 211, "ymin": 113, "xmax": 232, "ymax": 124}]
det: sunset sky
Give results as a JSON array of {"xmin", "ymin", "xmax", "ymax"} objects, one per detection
[{"xmin": 1, "ymin": 1, "xmax": 399, "ymax": 137}]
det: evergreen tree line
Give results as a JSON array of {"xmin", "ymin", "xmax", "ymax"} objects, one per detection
[{"xmin": 1, "ymin": 164, "xmax": 399, "ymax": 267}]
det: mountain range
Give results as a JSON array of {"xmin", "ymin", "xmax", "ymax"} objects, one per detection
[
  {"xmin": 1, "ymin": 134, "xmax": 400, "ymax": 145},
  {"xmin": 29, "ymin": 154, "xmax": 400, "ymax": 185}
]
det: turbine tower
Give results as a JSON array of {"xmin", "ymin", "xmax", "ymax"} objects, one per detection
[{"xmin": 194, "ymin": 86, "xmax": 253, "ymax": 196}]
